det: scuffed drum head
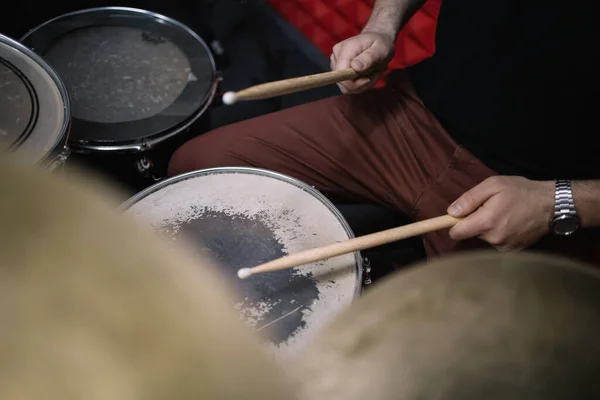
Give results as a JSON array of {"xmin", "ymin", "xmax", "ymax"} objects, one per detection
[
  {"xmin": 122, "ymin": 167, "xmax": 362, "ymax": 361},
  {"xmin": 20, "ymin": 7, "xmax": 217, "ymax": 149}
]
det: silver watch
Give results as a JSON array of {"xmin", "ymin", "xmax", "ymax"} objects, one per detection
[{"xmin": 549, "ymin": 179, "xmax": 580, "ymax": 235}]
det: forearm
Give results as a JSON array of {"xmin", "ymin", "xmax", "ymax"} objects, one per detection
[
  {"xmin": 573, "ymin": 180, "xmax": 600, "ymax": 227},
  {"xmin": 363, "ymin": 0, "xmax": 427, "ymax": 40}
]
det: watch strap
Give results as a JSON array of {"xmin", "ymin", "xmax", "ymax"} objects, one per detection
[{"xmin": 554, "ymin": 179, "xmax": 577, "ymax": 218}]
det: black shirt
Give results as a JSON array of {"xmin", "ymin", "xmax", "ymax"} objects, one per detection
[{"xmin": 407, "ymin": 0, "xmax": 598, "ymax": 180}]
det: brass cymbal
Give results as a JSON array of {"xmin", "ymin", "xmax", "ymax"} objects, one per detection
[
  {"xmin": 0, "ymin": 159, "xmax": 296, "ymax": 400},
  {"xmin": 292, "ymin": 251, "xmax": 600, "ymax": 400}
]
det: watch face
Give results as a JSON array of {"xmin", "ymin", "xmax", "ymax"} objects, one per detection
[{"xmin": 553, "ymin": 215, "xmax": 580, "ymax": 235}]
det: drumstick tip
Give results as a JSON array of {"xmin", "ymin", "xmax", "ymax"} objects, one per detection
[
  {"xmin": 237, "ymin": 268, "xmax": 252, "ymax": 279},
  {"xmin": 222, "ymin": 91, "xmax": 238, "ymax": 105}
]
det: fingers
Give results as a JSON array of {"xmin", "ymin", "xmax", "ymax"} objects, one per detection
[
  {"xmin": 336, "ymin": 72, "xmax": 382, "ymax": 94},
  {"xmin": 447, "ymin": 176, "xmax": 504, "ymax": 217},
  {"xmin": 351, "ymin": 46, "xmax": 389, "ymax": 72},
  {"xmin": 332, "ymin": 43, "xmax": 385, "ymax": 93},
  {"xmin": 332, "ymin": 37, "xmax": 391, "ymax": 72},
  {"xmin": 331, "ymin": 34, "xmax": 392, "ymax": 94},
  {"xmin": 449, "ymin": 207, "xmax": 494, "ymax": 241},
  {"xmin": 450, "ymin": 211, "xmax": 526, "ymax": 252},
  {"xmin": 332, "ymin": 37, "xmax": 368, "ymax": 71},
  {"xmin": 448, "ymin": 177, "xmax": 505, "ymax": 241},
  {"xmin": 448, "ymin": 189, "xmax": 524, "ymax": 250}
]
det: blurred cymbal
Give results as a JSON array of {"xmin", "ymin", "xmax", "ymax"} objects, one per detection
[
  {"xmin": 0, "ymin": 159, "xmax": 296, "ymax": 400},
  {"xmin": 292, "ymin": 251, "xmax": 600, "ymax": 400}
]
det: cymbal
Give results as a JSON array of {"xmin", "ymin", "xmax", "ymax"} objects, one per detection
[
  {"xmin": 292, "ymin": 251, "xmax": 600, "ymax": 400},
  {"xmin": 0, "ymin": 159, "xmax": 296, "ymax": 400}
]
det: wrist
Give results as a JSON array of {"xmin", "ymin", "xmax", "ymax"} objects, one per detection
[
  {"xmin": 363, "ymin": 7, "xmax": 404, "ymax": 42},
  {"xmin": 539, "ymin": 180, "xmax": 556, "ymax": 222},
  {"xmin": 363, "ymin": 22, "xmax": 400, "ymax": 43},
  {"xmin": 363, "ymin": 0, "xmax": 427, "ymax": 41}
]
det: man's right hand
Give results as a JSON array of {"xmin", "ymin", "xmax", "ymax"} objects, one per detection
[{"xmin": 330, "ymin": 32, "xmax": 396, "ymax": 94}]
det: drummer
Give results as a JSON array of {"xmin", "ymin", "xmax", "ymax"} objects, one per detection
[{"xmin": 168, "ymin": 0, "xmax": 599, "ymax": 264}]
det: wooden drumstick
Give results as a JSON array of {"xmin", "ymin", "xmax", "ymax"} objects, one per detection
[
  {"xmin": 222, "ymin": 68, "xmax": 360, "ymax": 105},
  {"xmin": 237, "ymin": 214, "xmax": 460, "ymax": 279}
]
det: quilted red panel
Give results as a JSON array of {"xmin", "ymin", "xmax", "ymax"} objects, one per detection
[{"xmin": 268, "ymin": 0, "xmax": 441, "ymax": 87}]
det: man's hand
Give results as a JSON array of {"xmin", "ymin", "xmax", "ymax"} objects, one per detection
[
  {"xmin": 447, "ymin": 176, "xmax": 555, "ymax": 251},
  {"xmin": 330, "ymin": 32, "xmax": 395, "ymax": 94}
]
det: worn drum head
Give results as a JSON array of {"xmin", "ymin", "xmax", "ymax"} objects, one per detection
[
  {"xmin": 122, "ymin": 168, "xmax": 362, "ymax": 361},
  {"xmin": 0, "ymin": 34, "xmax": 69, "ymax": 164},
  {"xmin": 21, "ymin": 7, "xmax": 217, "ymax": 150}
]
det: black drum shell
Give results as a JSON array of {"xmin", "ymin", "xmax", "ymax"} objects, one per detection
[{"xmin": 20, "ymin": 7, "xmax": 218, "ymax": 190}]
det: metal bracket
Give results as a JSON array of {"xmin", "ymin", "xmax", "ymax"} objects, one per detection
[
  {"xmin": 363, "ymin": 257, "xmax": 372, "ymax": 286},
  {"xmin": 135, "ymin": 156, "xmax": 153, "ymax": 175},
  {"xmin": 46, "ymin": 147, "xmax": 71, "ymax": 172}
]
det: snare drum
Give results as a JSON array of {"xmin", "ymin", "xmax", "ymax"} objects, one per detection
[
  {"xmin": 121, "ymin": 167, "xmax": 364, "ymax": 361},
  {"xmin": 21, "ymin": 7, "xmax": 218, "ymax": 189},
  {"xmin": 0, "ymin": 34, "xmax": 70, "ymax": 169}
]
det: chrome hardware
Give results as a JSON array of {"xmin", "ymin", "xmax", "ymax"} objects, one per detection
[
  {"xmin": 135, "ymin": 157, "xmax": 152, "ymax": 175},
  {"xmin": 363, "ymin": 257, "xmax": 372, "ymax": 286}
]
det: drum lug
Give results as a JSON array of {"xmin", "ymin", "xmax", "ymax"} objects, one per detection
[
  {"xmin": 135, "ymin": 156, "xmax": 153, "ymax": 176},
  {"xmin": 213, "ymin": 72, "xmax": 225, "ymax": 107},
  {"xmin": 46, "ymin": 148, "xmax": 71, "ymax": 171},
  {"xmin": 363, "ymin": 257, "xmax": 372, "ymax": 286},
  {"xmin": 134, "ymin": 156, "xmax": 163, "ymax": 182}
]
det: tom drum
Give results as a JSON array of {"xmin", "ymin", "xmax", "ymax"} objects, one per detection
[
  {"xmin": 0, "ymin": 33, "xmax": 70, "ymax": 169},
  {"xmin": 20, "ymin": 7, "xmax": 218, "ymax": 189}
]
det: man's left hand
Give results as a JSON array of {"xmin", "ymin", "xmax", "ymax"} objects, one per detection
[{"xmin": 447, "ymin": 176, "xmax": 554, "ymax": 251}]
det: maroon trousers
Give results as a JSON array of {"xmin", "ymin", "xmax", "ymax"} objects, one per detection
[{"xmin": 169, "ymin": 71, "xmax": 600, "ymax": 266}]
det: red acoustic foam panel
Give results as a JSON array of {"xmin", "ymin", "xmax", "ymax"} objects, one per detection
[{"xmin": 267, "ymin": 0, "xmax": 441, "ymax": 87}]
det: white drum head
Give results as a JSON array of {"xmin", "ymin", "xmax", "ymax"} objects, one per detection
[
  {"xmin": 0, "ymin": 34, "xmax": 69, "ymax": 164},
  {"xmin": 122, "ymin": 167, "xmax": 362, "ymax": 361}
]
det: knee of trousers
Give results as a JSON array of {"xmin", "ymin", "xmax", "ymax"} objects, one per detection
[{"xmin": 167, "ymin": 134, "xmax": 239, "ymax": 176}]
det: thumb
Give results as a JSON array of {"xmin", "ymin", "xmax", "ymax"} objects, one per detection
[
  {"xmin": 448, "ymin": 193, "xmax": 484, "ymax": 218},
  {"xmin": 447, "ymin": 200, "xmax": 468, "ymax": 218},
  {"xmin": 447, "ymin": 180, "xmax": 501, "ymax": 217},
  {"xmin": 351, "ymin": 48, "xmax": 380, "ymax": 72}
]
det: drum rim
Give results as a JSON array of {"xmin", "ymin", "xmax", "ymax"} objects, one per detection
[
  {"xmin": 120, "ymin": 167, "xmax": 364, "ymax": 297},
  {"xmin": 0, "ymin": 33, "xmax": 71, "ymax": 163},
  {"xmin": 20, "ymin": 6, "xmax": 218, "ymax": 153}
]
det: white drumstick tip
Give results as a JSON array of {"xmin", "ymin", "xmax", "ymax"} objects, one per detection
[
  {"xmin": 222, "ymin": 91, "xmax": 238, "ymax": 105},
  {"xmin": 237, "ymin": 268, "xmax": 252, "ymax": 279}
]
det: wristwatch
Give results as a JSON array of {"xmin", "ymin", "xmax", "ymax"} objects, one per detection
[{"xmin": 549, "ymin": 179, "xmax": 580, "ymax": 235}]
